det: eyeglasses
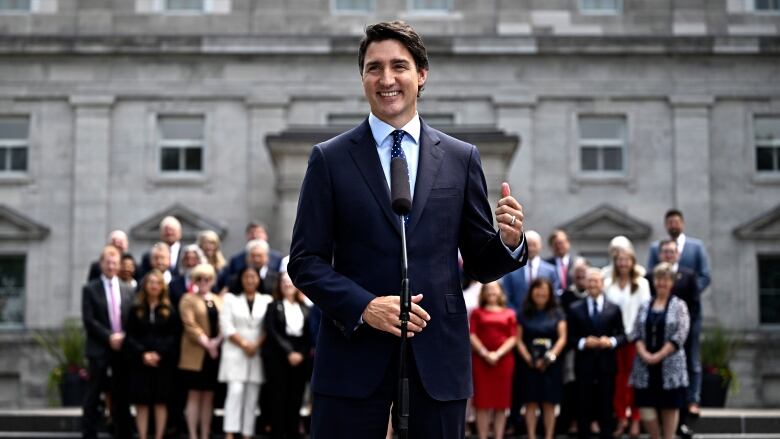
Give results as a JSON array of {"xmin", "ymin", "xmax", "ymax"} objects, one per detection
[{"xmin": 194, "ymin": 277, "xmax": 214, "ymax": 282}]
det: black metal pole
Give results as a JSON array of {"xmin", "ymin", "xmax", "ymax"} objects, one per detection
[{"xmin": 397, "ymin": 216, "xmax": 411, "ymax": 439}]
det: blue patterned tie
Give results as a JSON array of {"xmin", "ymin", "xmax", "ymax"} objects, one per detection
[{"xmin": 391, "ymin": 129, "xmax": 410, "ymax": 225}]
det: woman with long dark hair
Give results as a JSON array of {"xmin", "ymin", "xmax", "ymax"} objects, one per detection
[
  {"xmin": 125, "ymin": 269, "xmax": 180, "ymax": 439},
  {"xmin": 516, "ymin": 278, "xmax": 567, "ymax": 439}
]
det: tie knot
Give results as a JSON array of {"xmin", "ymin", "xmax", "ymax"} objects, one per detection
[{"xmin": 392, "ymin": 129, "xmax": 406, "ymax": 145}]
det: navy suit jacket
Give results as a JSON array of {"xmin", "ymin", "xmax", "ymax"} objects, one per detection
[
  {"xmin": 288, "ymin": 119, "xmax": 526, "ymax": 401},
  {"xmin": 501, "ymin": 258, "xmax": 560, "ymax": 315},
  {"xmin": 648, "ymin": 236, "xmax": 711, "ymax": 292},
  {"xmin": 81, "ymin": 278, "xmax": 134, "ymax": 359},
  {"xmin": 567, "ymin": 297, "xmax": 625, "ymax": 379}
]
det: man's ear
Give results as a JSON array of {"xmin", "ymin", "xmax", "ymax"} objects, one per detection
[{"xmin": 418, "ymin": 68, "xmax": 428, "ymax": 86}]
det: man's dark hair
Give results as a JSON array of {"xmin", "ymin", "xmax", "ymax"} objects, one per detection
[
  {"xmin": 358, "ymin": 21, "xmax": 429, "ymax": 94},
  {"xmin": 665, "ymin": 209, "xmax": 684, "ymax": 221},
  {"xmin": 246, "ymin": 221, "xmax": 266, "ymax": 233},
  {"xmin": 659, "ymin": 239, "xmax": 677, "ymax": 251}
]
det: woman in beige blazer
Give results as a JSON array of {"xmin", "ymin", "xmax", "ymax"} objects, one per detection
[{"xmin": 178, "ymin": 263, "xmax": 223, "ymax": 439}]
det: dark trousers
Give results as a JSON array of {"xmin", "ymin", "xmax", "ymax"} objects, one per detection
[
  {"xmin": 82, "ymin": 353, "xmax": 132, "ymax": 439},
  {"xmin": 263, "ymin": 356, "xmax": 309, "ymax": 439},
  {"xmin": 576, "ymin": 373, "xmax": 615, "ymax": 439},
  {"xmin": 557, "ymin": 380, "xmax": 580, "ymax": 433},
  {"xmin": 310, "ymin": 351, "xmax": 467, "ymax": 439}
]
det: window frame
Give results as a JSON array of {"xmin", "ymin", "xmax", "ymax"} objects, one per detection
[
  {"xmin": 407, "ymin": 0, "xmax": 453, "ymax": 14},
  {"xmin": 0, "ymin": 253, "xmax": 26, "ymax": 330},
  {"xmin": 754, "ymin": 115, "xmax": 780, "ymax": 173},
  {"xmin": 758, "ymin": 253, "xmax": 780, "ymax": 325},
  {"xmin": 0, "ymin": 0, "xmax": 34, "ymax": 13},
  {"xmin": 750, "ymin": 0, "xmax": 780, "ymax": 13},
  {"xmin": 0, "ymin": 115, "xmax": 30, "ymax": 177},
  {"xmin": 577, "ymin": 114, "xmax": 628, "ymax": 177},
  {"xmin": 156, "ymin": 114, "xmax": 206, "ymax": 176},
  {"xmin": 330, "ymin": 0, "xmax": 375, "ymax": 15},
  {"xmin": 579, "ymin": 0, "xmax": 623, "ymax": 16}
]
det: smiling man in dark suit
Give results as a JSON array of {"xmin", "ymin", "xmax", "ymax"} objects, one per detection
[
  {"xmin": 288, "ymin": 21, "xmax": 527, "ymax": 438},
  {"xmin": 81, "ymin": 245, "xmax": 134, "ymax": 439},
  {"xmin": 568, "ymin": 268, "xmax": 625, "ymax": 439}
]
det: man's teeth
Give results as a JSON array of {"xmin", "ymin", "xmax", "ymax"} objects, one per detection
[{"xmin": 380, "ymin": 91, "xmax": 400, "ymax": 97}]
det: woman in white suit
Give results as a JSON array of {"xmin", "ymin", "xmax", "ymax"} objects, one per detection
[{"xmin": 218, "ymin": 266, "xmax": 273, "ymax": 439}]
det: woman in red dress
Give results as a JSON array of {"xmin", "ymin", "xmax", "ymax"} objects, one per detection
[{"xmin": 470, "ymin": 281, "xmax": 518, "ymax": 439}]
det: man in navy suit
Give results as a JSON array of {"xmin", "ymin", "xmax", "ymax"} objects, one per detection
[
  {"xmin": 502, "ymin": 230, "xmax": 561, "ymax": 314},
  {"xmin": 545, "ymin": 229, "xmax": 575, "ymax": 292},
  {"xmin": 568, "ymin": 268, "xmax": 625, "ymax": 439},
  {"xmin": 648, "ymin": 209, "xmax": 711, "ymax": 293},
  {"xmin": 288, "ymin": 21, "xmax": 527, "ymax": 438}
]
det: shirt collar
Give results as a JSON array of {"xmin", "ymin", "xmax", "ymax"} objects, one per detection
[{"xmin": 368, "ymin": 112, "xmax": 421, "ymax": 148}]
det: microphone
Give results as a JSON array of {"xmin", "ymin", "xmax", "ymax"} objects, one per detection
[{"xmin": 390, "ymin": 157, "xmax": 412, "ymax": 215}]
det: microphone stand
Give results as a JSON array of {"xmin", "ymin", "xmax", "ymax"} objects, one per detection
[{"xmin": 397, "ymin": 215, "xmax": 411, "ymax": 439}]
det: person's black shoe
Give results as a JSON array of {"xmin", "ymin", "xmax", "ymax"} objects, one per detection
[{"xmin": 679, "ymin": 423, "xmax": 694, "ymax": 439}]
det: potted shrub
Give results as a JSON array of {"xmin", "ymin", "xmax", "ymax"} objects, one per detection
[
  {"xmin": 699, "ymin": 326, "xmax": 737, "ymax": 407},
  {"xmin": 34, "ymin": 319, "xmax": 89, "ymax": 406}
]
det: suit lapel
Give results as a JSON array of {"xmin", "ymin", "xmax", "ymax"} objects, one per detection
[
  {"xmin": 348, "ymin": 120, "xmax": 402, "ymax": 236},
  {"xmin": 407, "ymin": 122, "xmax": 444, "ymax": 233}
]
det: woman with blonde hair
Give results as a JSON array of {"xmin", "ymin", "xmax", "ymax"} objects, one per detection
[
  {"xmin": 197, "ymin": 230, "xmax": 227, "ymax": 273},
  {"xmin": 178, "ymin": 263, "xmax": 224, "ymax": 439},
  {"xmin": 604, "ymin": 246, "xmax": 651, "ymax": 438},
  {"xmin": 125, "ymin": 269, "xmax": 180, "ymax": 439}
]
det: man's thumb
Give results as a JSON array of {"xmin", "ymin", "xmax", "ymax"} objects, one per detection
[
  {"xmin": 411, "ymin": 294, "xmax": 424, "ymax": 302},
  {"xmin": 501, "ymin": 182, "xmax": 511, "ymax": 198}
]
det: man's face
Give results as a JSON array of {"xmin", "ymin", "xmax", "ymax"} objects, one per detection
[
  {"xmin": 100, "ymin": 251, "xmax": 120, "ymax": 279},
  {"xmin": 247, "ymin": 226, "xmax": 266, "ymax": 242},
  {"xmin": 248, "ymin": 247, "xmax": 268, "ymax": 269},
  {"xmin": 551, "ymin": 233, "xmax": 570, "ymax": 258},
  {"xmin": 659, "ymin": 243, "xmax": 679, "ymax": 264},
  {"xmin": 110, "ymin": 235, "xmax": 128, "ymax": 254},
  {"xmin": 362, "ymin": 39, "xmax": 427, "ymax": 128},
  {"xmin": 586, "ymin": 272, "xmax": 603, "ymax": 298},
  {"xmin": 665, "ymin": 215, "xmax": 684, "ymax": 239},
  {"xmin": 182, "ymin": 251, "xmax": 200, "ymax": 269},
  {"xmin": 160, "ymin": 224, "xmax": 181, "ymax": 245},
  {"xmin": 573, "ymin": 265, "xmax": 588, "ymax": 290},
  {"xmin": 151, "ymin": 249, "xmax": 170, "ymax": 271},
  {"xmin": 527, "ymin": 236, "xmax": 542, "ymax": 259},
  {"xmin": 119, "ymin": 258, "xmax": 135, "ymax": 281}
]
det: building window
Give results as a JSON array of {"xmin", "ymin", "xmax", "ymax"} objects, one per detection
[
  {"xmin": 165, "ymin": 0, "xmax": 204, "ymax": 11},
  {"xmin": 578, "ymin": 115, "xmax": 626, "ymax": 174},
  {"xmin": 0, "ymin": 255, "xmax": 25, "ymax": 327},
  {"xmin": 158, "ymin": 116, "xmax": 204, "ymax": 173},
  {"xmin": 759, "ymin": 255, "xmax": 780, "ymax": 324},
  {"xmin": 755, "ymin": 116, "xmax": 780, "ymax": 172},
  {"xmin": 409, "ymin": 0, "xmax": 451, "ymax": 12},
  {"xmin": 0, "ymin": 0, "xmax": 30, "ymax": 11},
  {"xmin": 333, "ymin": 0, "xmax": 374, "ymax": 13},
  {"xmin": 580, "ymin": 0, "xmax": 622, "ymax": 14},
  {"xmin": 0, "ymin": 116, "xmax": 29, "ymax": 173},
  {"xmin": 753, "ymin": 0, "xmax": 780, "ymax": 12}
]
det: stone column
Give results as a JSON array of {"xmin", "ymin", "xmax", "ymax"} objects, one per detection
[
  {"xmin": 246, "ymin": 95, "xmax": 289, "ymax": 252},
  {"xmin": 68, "ymin": 95, "xmax": 114, "ymax": 315}
]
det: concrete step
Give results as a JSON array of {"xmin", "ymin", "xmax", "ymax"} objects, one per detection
[{"xmin": 0, "ymin": 408, "xmax": 779, "ymax": 437}]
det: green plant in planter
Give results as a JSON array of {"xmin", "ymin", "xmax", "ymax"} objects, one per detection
[
  {"xmin": 700, "ymin": 326, "xmax": 738, "ymax": 393},
  {"xmin": 33, "ymin": 318, "xmax": 88, "ymax": 405}
]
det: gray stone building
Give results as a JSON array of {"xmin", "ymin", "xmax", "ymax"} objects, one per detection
[{"xmin": 0, "ymin": 0, "xmax": 778, "ymax": 407}]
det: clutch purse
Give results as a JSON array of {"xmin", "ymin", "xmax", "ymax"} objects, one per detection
[{"xmin": 530, "ymin": 338, "xmax": 552, "ymax": 362}]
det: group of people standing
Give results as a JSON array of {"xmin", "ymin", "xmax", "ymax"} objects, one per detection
[
  {"xmin": 81, "ymin": 218, "xmax": 314, "ymax": 439},
  {"xmin": 468, "ymin": 209, "xmax": 710, "ymax": 439}
]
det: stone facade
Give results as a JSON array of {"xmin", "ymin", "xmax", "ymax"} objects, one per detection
[{"xmin": 0, "ymin": 0, "xmax": 778, "ymax": 407}]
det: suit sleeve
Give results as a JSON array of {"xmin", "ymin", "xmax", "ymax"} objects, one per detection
[
  {"xmin": 81, "ymin": 284, "xmax": 111, "ymax": 347},
  {"xmin": 458, "ymin": 146, "xmax": 526, "ymax": 283},
  {"xmin": 695, "ymin": 243, "xmax": 711, "ymax": 292},
  {"xmin": 287, "ymin": 145, "xmax": 376, "ymax": 338},
  {"xmin": 179, "ymin": 296, "xmax": 205, "ymax": 342}
]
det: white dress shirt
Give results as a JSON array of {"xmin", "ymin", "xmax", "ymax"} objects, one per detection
[
  {"xmin": 170, "ymin": 241, "xmax": 181, "ymax": 270},
  {"xmin": 676, "ymin": 233, "xmax": 687, "ymax": 256}
]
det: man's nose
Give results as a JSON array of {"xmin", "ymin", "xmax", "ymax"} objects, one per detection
[{"xmin": 379, "ymin": 68, "xmax": 394, "ymax": 86}]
